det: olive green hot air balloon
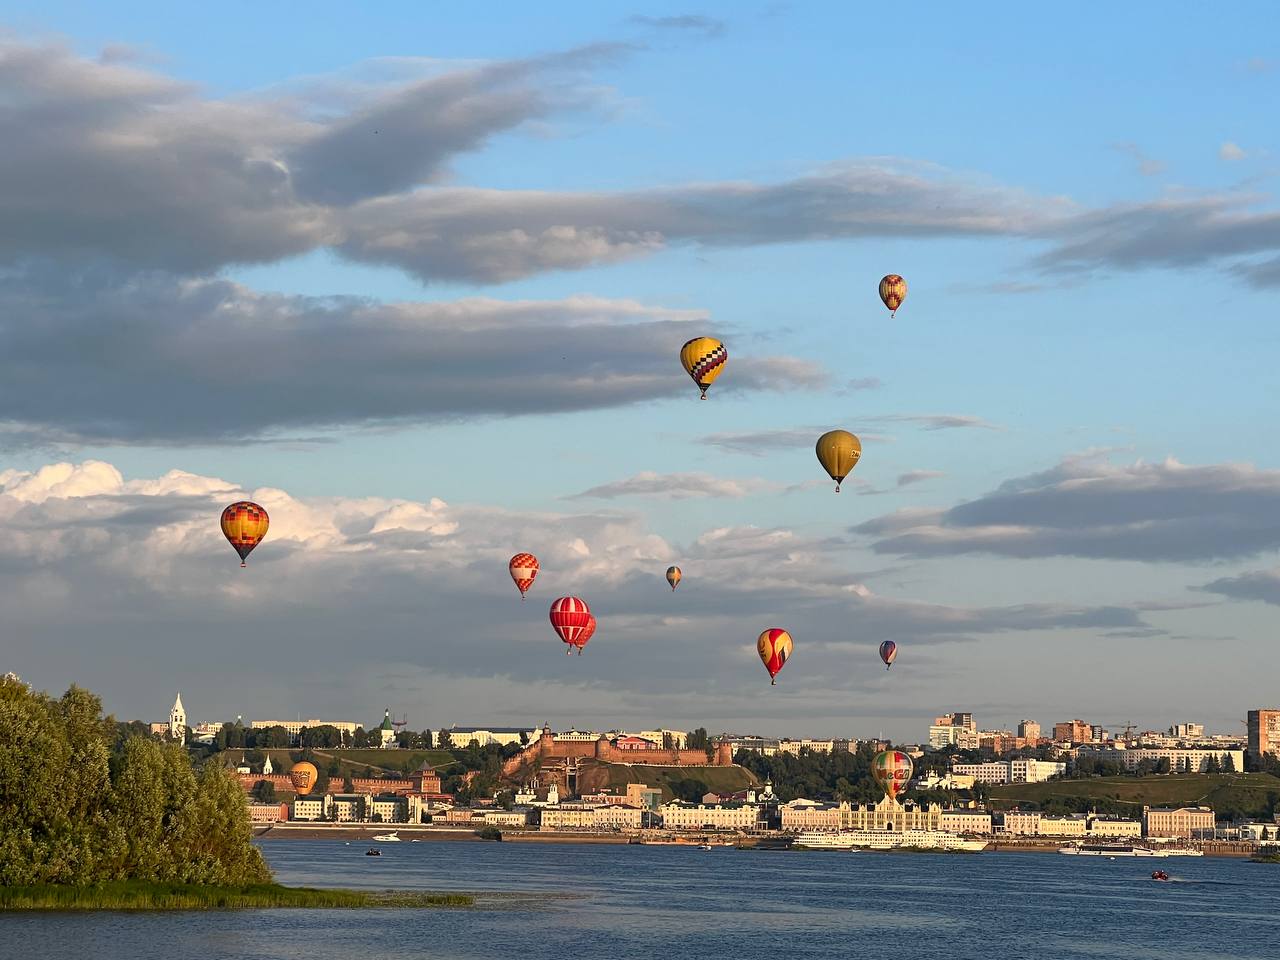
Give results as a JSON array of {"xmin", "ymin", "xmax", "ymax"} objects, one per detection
[{"xmin": 815, "ymin": 430, "xmax": 862, "ymax": 492}]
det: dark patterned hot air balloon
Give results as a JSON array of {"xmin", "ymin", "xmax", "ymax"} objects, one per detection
[
  {"xmin": 815, "ymin": 430, "xmax": 862, "ymax": 492},
  {"xmin": 872, "ymin": 750, "xmax": 913, "ymax": 802},
  {"xmin": 666, "ymin": 566, "xmax": 682, "ymax": 591},
  {"xmin": 509, "ymin": 553, "xmax": 539, "ymax": 600},
  {"xmin": 879, "ymin": 640, "xmax": 898, "ymax": 670},
  {"xmin": 757, "ymin": 628, "xmax": 793, "ymax": 685},
  {"xmin": 879, "ymin": 275, "xmax": 907, "ymax": 318},
  {"xmin": 550, "ymin": 596, "xmax": 592, "ymax": 654},
  {"xmin": 289, "ymin": 761, "xmax": 318, "ymax": 796},
  {"xmin": 680, "ymin": 337, "xmax": 727, "ymax": 399},
  {"xmin": 221, "ymin": 501, "xmax": 269, "ymax": 568}
]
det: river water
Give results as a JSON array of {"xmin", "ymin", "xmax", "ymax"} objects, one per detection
[{"xmin": 4, "ymin": 839, "xmax": 1277, "ymax": 959}]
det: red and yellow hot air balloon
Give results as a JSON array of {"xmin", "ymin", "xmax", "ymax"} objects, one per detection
[
  {"xmin": 680, "ymin": 337, "xmax": 727, "ymax": 399},
  {"xmin": 879, "ymin": 640, "xmax": 898, "ymax": 670},
  {"xmin": 666, "ymin": 566, "xmax": 682, "ymax": 591},
  {"xmin": 757, "ymin": 628, "xmax": 793, "ymax": 685},
  {"xmin": 221, "ymin": 501, "xmax": 269, "ymax": 568},
  {"xmin": 872, "ymin": 750, "xmax": 913, "ymax": 801},
  {"xmin": 509, "ymin": 553, "xmax": 539, "ymax": 600},
  {"xmin": 289, "ymin": 761, "xmax": 318, "ymax": 796},
  {"xmin": 815, "ymin": 430, "xmax": 862, "ymax": 493},
  {"xmin": 550, "ymin": 596, "xmax": 593, "ymax": 654},
  {"xmin": 879, "ymin": 275, "xmax": 907, "ymax": 318},
  {"xmin": 570, "ymin": 613, "xmax": 597, "ymax": 655}
]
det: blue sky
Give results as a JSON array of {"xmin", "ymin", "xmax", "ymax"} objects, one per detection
[{"xmin": 1, "ymin": 3, "xmax": 1278, "ymax": 739}]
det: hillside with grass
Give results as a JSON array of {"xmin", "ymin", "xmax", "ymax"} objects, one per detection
[
  {"xmin": 989, "ymin": 773, "xmax": 1280, "ymax": 820},
  {"xmin": 579, "ymin": 760, "xmax": 759, "ymax": 801}
]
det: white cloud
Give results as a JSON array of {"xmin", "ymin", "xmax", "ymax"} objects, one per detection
[
  {"xmin": 566, "ymin": 471, "xmax": 778, "ymax": 500},
  {"xmin": 1219, "ymin": 141, "xmax": 1247, "ymax": 161}
]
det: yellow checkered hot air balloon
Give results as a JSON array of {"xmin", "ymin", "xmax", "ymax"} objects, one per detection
[
  {"xmin": 815, "ymin": 430, "xmax": 862, "ymax": 493},
  {"xmin": 221, "ymin": 500, "xmax": 269, "ymax": 568},
  {"xmin": 680, "ymin": 337, "xmax": 727, "ymax": 399},
  {"xmin": 879, "ymin": 275, "xmax": 907, "ymax": 318}
]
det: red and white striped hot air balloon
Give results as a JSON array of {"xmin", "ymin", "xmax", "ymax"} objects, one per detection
[
  {"xmin": 509, "ymin": 553, "xmax": 539, "ymax": 600},
  {"xmin": 569, "ymin": 613, "xmax": 597, "ymax": 655},
  {"xmin": 550, "ymin": 596, "xmax": 592, "ymax": 654}
]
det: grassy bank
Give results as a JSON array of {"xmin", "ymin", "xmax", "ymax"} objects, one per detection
[
  {"xmin": 989, "ymin": 773, "xmax": 1280, "ymax": 819},
  {"xmin": 0, "ymin": 882, "xmax": 473, "ymax": 912},
  {"xmin": 583, "ymin": 760, "xmax": 758, "ymax": 801}
]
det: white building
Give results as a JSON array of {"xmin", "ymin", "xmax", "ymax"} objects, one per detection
[
  {"xmin": 660, "ymin": 801, "xmax": 762, "ymax": 831},
  {"xmin": 447, "ymin": 726, "xmax": 537, "ymax": 748},
  {"xmin": 1082, "ymin": 746, "xmax": 1244, "ymax": 774},
  {"xmin": 169, "ymin": 693, "xmax": 186, "ymax": 745},
  {"xmin": 998, "ymin": 811, "xmax": 1042, "ymax": 836},
  {"xmin": 1087, "ymin": 816, "xmax": 1142, "ymax": 838},
  {"xmin": 250, "ymin": 718, "xmax": 360, "ymax": 740},
  {"xmin": 952, "ymin": 759, "xmax": 1065, "ymax": 784},
  {"xmin": 1038, "ymin": 815, "xmax": 1088, "ymax": 837},
  {"xmin": 939, "ymin": 810, "xmax": 993, "ymax": 834}
]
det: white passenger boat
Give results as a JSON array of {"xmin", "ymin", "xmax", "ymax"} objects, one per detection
[
  {"xmin": 1059, "ymin": 844, "xmax": 1163, "ymax": 857},
  {"xmin": 796, "ymin": 830, "xmax": 987, "ymax": 852},
  {"xmin": 372, "ymin": 831, "xmax": 401, "ymax": 842}
]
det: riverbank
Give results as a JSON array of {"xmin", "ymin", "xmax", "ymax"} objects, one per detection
[{"xmin": 0, "ymin": 882, "xmax": 473, "ymax": 912}]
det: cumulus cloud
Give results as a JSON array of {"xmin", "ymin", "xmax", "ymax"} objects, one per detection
[
  {"xmin": 0, "ymin": 268, "xmax": 821, "ymax": 444},
  {"xmin": 1199, "ymin": 568, "xmax": 1280, "ymax": 605},
  {"xmin": 565, "ymin": 471, "xmax": 778, "ymax": 500},
  {"xmin": 0, "ymin": 459, "xmax": 1167, "ymax": 727},
  {"xmin": 1219, "ymin": 141, "xmax": 1248, "ymax": 162},
  {"xmin": 858, "ymin": 454, "xmax": 1280, "ymax": 562}
]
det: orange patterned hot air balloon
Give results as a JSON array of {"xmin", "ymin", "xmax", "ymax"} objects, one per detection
[
  {"xmin": 872, "ymin": 750, "xmax": 913, "ymax": 801},
  {"xmin": 550, "ymin": 596, "xmax": 592, "ymax": 654},
  {"xmin": 289, "ymin": 761, "xmax": 318, "ymax": 796},
  {"xmin": 756, "ymin": 628, "xmax": 793, "ymax": 685},
  {"xmin": 666, "ymin": 566, "xmax": 682, "ymax": 591},
  {"xmin": 879, "ymin": 275, "xmax": 907, "ymax": 318},
  {"xmin": 509, "ymin": 553, "xmax": 539, "ymax": 600},
  {"xmin": 221, "ymin": 501, "xmax": 269, "ymax": 568}
]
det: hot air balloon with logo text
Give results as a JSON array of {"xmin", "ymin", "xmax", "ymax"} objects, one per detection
[
  {"xmin": 756, "ymin": 628, "xmax": 793, "ymax": 685},
  {"xmin": 680, "ymin": 337, "xmax": 727, "ymax": 399},
  {"xmin": 815, "ymin": 430, "xmax": 862, "ymax": 492},
  {"xmin": 509, "ymin": 553, "xmax": 539, "ymax": 600},
  {"xmin": 289, "ymin": 761, "xmax": 318, "ymax": 796},
  {"xmin": 221, "ymin": 501, "xmax": 269, "ymax": 568},
  {"xmin": 879, "ymin": 275, "xmax": 907, "ymax": 318},
  {"xmin": 666, "ymin": 566, "xmax": 682, "ymax": 591},
  {"xmin": 550, "ymin": 596, "xmax": 593, "ymax": 655},
  {"xmin": 879, "ymin": 640, "xmax": 898, "ymax": 671},
  {"xmin": 872, "ymin": 750, "xmax": 913, "ymax": 801}
]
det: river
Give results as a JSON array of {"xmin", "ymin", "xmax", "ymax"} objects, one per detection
[{"xmin": 4, "ymin": 839, "xmax": 1277, "ymax": 959}]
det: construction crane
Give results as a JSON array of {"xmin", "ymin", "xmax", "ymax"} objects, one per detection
[{"xmin": 1109, "ymin": 722, "xmax": 1137, "ymax": 743}]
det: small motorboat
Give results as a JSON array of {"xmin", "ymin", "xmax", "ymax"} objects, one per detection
[
  {"xmin": 365, "ymin": 848, "xmax": 382, "ymax": 856},
  {"xmin": 372, "ymin": 832, "xmax": 401, "ymax": 842},
  {"xmin": 1151, "ymin": 870, "xmax": 1169, "ymax": 881},
  {"xmin": 699, "ymin": 844, "xmax": 713, "ymax": 851}
]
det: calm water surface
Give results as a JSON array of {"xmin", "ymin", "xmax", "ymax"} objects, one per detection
[{"xmin": 4, "ymin": 839, "xmax": 1277, "ymax": 960}]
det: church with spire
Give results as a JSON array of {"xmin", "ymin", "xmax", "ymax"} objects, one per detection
[{"xmin": 168, "ymin": 692, "xmax": 186, "ymax": 745}]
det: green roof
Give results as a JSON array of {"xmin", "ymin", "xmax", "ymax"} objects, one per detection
[{"xmin": 379, "ymin": 710, "xmax": 394, "ymax": 731}]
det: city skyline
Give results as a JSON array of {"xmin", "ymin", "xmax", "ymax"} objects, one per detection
[{"xmin": 2, "ymin": 3, "xmax": 1279, "ymax": 738}]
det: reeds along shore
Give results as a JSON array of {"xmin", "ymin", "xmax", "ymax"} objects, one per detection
[{"xmin": 0, "ymin": 882, "xmax": 474, "ymax": 911}]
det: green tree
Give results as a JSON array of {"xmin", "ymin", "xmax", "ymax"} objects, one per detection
[
  {"xmin": 1223, "ymin": 753, "xmax": 1237, "ymax": 773},
  {"xmin": 686, "ymin": 728, "xmax": 709, "ymax": 751},
  {"xmin": 251, "ymin": 779, "xmax": 277, "ymax": 803},
  {"xmin": 438, "ymin": 729, "xmax": 453, "ymax": 749},
  {"xmin": 1206, "ymin": 755, "xmax": 1222, "ymax": 774},
  {"xmin": 352, "ymin": 726, "xmax": 370, "ymax": 748}
]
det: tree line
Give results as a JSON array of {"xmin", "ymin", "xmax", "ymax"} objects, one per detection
[{"xmin": 0, "ymin": 676, "xmax": 270, "ymax": 887}]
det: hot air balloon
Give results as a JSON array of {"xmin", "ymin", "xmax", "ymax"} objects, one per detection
[
  {"xmin": 815, "ymin": 430, "xmax": 862, "ymax": 492},
  {"xmin": 289, "ymin": 761, "xmax": 319, "ymax": 796},
  {"xmin": 221, "ymin": 501, "xmax": 269, "ymax": 568},
  {"xmin": 509, "ymin": 553, "xmax": 539, "ymax": 600},
  {"xmin": 879, "ymin": 640, "xmax": 897, "ymax": 670},
  {"xmin": 550, "ymin": 596, "xmax": 592, "ymax": 654},
  {"xmin": 879, "ymin": 275, "xmax": 907, "ymax": 317},
  {"xmin": 666, "ymin": 566, "xmax": 682, "ymax": 591},
  {"xmin": 756, "ymin": 628, "xmax": 793, "ymax": 685},
  {"xmin": 569, "ymin": 613, "xmax": 597, "ymax": 655},
  {"xmin": 679, "ymin": 337, "xmax": 727, "ymax": 399},
  {"xmin": 872, "ymin": 750, "xmax": 913, "ymax": 802}
]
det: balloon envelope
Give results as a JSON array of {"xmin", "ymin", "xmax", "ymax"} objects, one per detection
[
  {"xmin": 757, "ymin": 628, "xmax": 793, "ymax": 684},
  {"xmin": 815, "ymin": 430, "xmax": 862, "ymax": 492},
  {"xmin": 879, "ymin": 640, "xmax": 898, "ymax": 669},
  {"xmin": 509, "ymin": 553, "xmax": 539, "ymax": 599},
  {"xmin": 550, "ymin": 596, "xmax": 592, "ymax": 649},
  {"xmin": 221, "ymin": 501, "xmax": 269, "ymax": 567},
  {"xmin": 879, "ymin": 275, "xmax": 907, "ymax": 317},
  {"xmin": 570, "ymin": 613, "xmax": 597, "ymax": 654},
  {"xmin": 679, "ymin": 337, "xmax": 727, "ymax": 399},
  {"xmin": 666, "ymin": 566, "xmax": 682, "ymax": 591},
  {"xmin": 289, "ymin": 761, "xmax": 319, "ymax": 796},
  {"xmin": 872, "ymin": 750, "xmax": 913, "ymax": 801}
]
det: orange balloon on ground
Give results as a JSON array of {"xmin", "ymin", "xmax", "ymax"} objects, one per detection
[
  {"xmin": 221, "ymin": 501, "xmax": 269, "ymax": 568},
  {"xmin": 289, "ymin": 761, "xmax": 319, "ymax": 796},
  {"xmin": 756, "ymin": 628, "xmax": 793, "ymax": 685}
]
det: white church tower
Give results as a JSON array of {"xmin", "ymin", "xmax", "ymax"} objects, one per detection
[{"xmin": 169, "ymin": 693, "xmax": 186, "ymax": 745}]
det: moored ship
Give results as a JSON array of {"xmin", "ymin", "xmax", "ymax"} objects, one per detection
[
  {"xmin": 1057, "ymin": 843, "xmax": 1202, "ymax": 857},
  {"xmin": 795, "ymin": 830, "xmax": 987, "ymax": 852}
]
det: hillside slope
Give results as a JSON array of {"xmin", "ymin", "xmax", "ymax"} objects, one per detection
[{"xmin": 990, "ymin": 773, "xmax": 1280, "ymax": 819}]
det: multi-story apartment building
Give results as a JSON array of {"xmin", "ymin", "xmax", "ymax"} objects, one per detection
[
  {"xmin": 1143, "ymin": 806, "xmax": 1215, "ymax": 839},
  {"xmin": 445, "ymin": 726, "xmax": 538, "ymax": 747},
  {"xmin": 660, "ymin": 801, "xmax": 761, "ymax": 831},
  {"xmin": 951, "ymin": 759, "xmax": 1065, "ymax": 784},
  {"xmin": 1053, "ymin": 720, "xmax": 1093, "ymax": 744},
  {"xmin": 929, "ymin": 713, "xmax": 976, "ymax": 750},
  {"xmin": 939, "ymin": 810, "xmax": 993, "ymax": 834},
  {"xmin": 1248, "ymin": 709, "xmax": 1280, "ymax": 759},
  {"xmin": 1038, "ymin": 815, "xmax": 1088, "ymax": 837},
  {"xmin": 251, "ymin": 719, "xmax": 360, "ymax": 740},
  {"xmin": 1018, "ymin": 720, "xmax": 1041, "ymax": 742},
  {"xmin": 1170, "ymin": 723, "xmax": 1205, "ymax": 739},
  {"xmin": 1086, "ymin": 817, "xmax": 1142, "ymax": 838},
  {"xmin": 1081, "ymin": 747, "xmax": 1243, "ymax": 774},
  {"xmin": 998, "ymin": 811, "xmax": 1042, "ymax": 836},
  {"xmin": 778, "ymin": 796, "xmax": 943, "ymax": 833}
]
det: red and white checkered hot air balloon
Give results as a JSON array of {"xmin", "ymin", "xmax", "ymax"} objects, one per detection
[
  {"xmin": 550, "ymin": 596, "xmax": 592, "ymax": 655},
  {"xmin": 509, "ymin": 553, "xmax": 539, "ymax": 600}
]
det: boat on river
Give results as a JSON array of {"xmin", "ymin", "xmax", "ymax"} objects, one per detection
[
  {"xmin": 795, "ymin": 830, "xmax": 987, "ymax": 852},
  {"xmin": 372, "ymin": 832, "xmax": 401, "ymax": 842},
  {"xmin": 1059, "ymin": 844, "xmax": 1171, "ymax": 857}
]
